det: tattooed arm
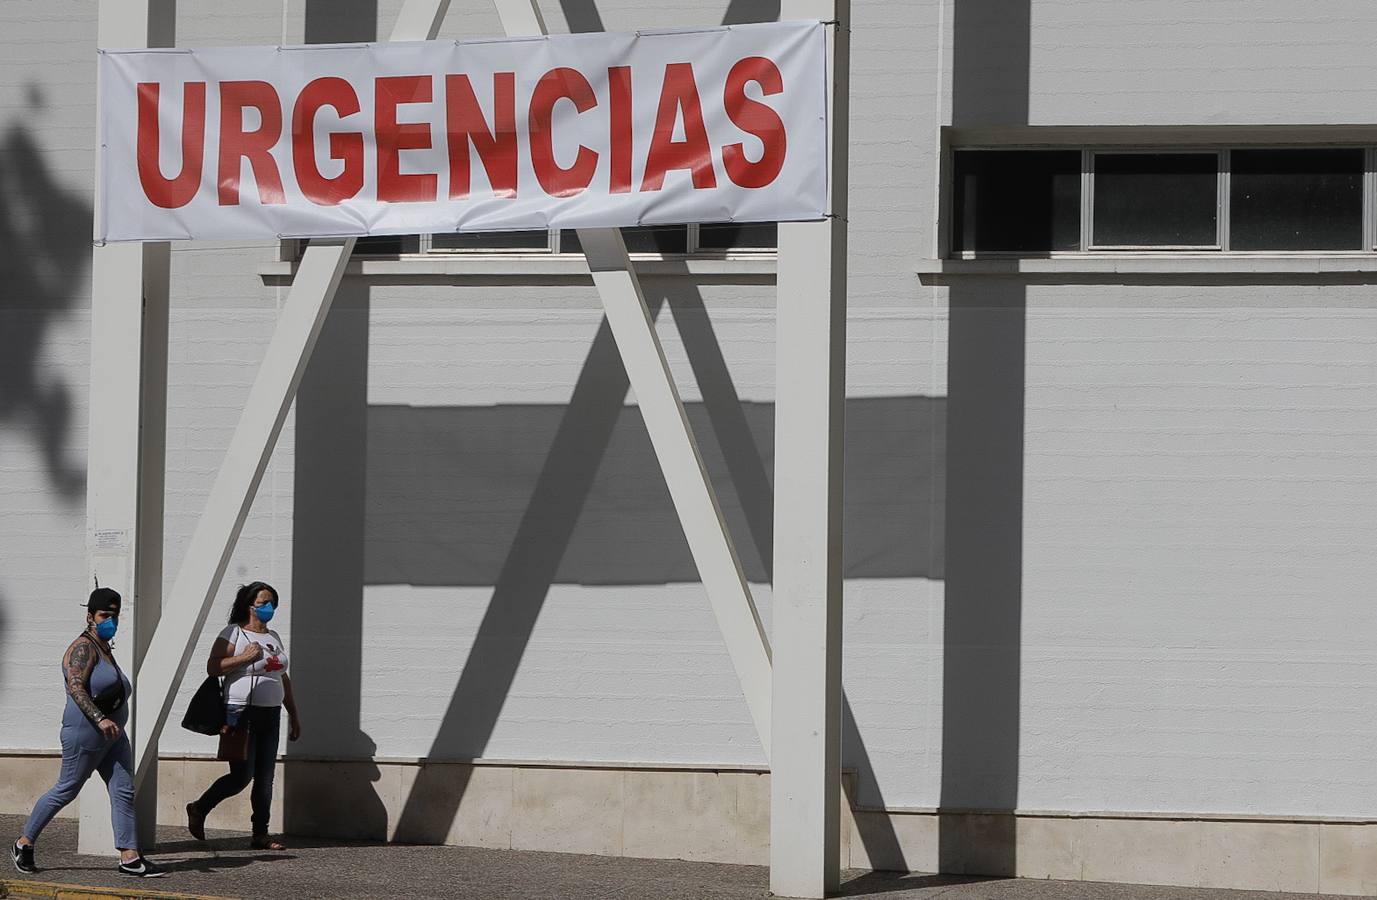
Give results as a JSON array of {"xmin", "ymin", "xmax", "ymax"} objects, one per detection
[{"xmin": 63, "ymin": 638, "xmax": 110, "ymax": 730}]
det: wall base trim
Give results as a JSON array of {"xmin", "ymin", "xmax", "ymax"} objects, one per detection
[{"xmin": 1, "ymin": 753, "xmax": 1371, "ymax": 894}]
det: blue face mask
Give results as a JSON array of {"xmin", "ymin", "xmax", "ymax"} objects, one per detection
[
  {"xmin": 95, "ymin": 617, "xmax": 118, "ymax": 640},
  {"xmin": 254, "ymin": 602, "xmax": 276, "ymax": 624}
]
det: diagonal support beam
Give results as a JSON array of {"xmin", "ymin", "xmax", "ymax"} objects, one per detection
[
  {"xmin": 492, "ymin": 0, "xmax": 773, "ymax": 757},
  {"xmin": 130, "ymin": 0, "xmax": 456, "ymax": 793},
  {"xmin": 581, "ymin": 228, "xmax": 773, "ymax": 757}
]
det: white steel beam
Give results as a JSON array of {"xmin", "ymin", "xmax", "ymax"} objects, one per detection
[
  {"xmin": 129, "ymin": 0, "xmax": 454, "ymax": 794},
  {"xmin": 490, "ymin": 0, "xmax": 773, "ymax": 756},
  {"xmin": 81, "ymin": 0, "xmax": 173, "ymax": 855},
  {"xmin": 770, "ymin": 0, "xmax": 849, "ymax": 896},
  {"xmin": 580, "ymin": 229, "xmax": 773, "ymax": 757}
]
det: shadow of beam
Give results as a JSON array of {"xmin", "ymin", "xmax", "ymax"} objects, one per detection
[
  {"xmin": 391, "ymin": 305, "xmax": 648, "ymax": 841},
  {"xmin": 285, "ymin": 282, "xmax": 389, "ymax": 839},
  {"xmin": 938, "ymin": 0, "xmax": 1031, "ymax": 878},
  {"xmin": 672, "ymin": 282, "xmax": 912, "ymax": 871},
  {"xmin": 282, "ymin": 0, "xmax": 389, "ymax": 843},
  {"xmin": 938, "ymin": 285, "xmax": 1026, "ymax": 877},
  {"xmin": 363, "ymin": 394, "xmax": 942, "ymax": 587}
]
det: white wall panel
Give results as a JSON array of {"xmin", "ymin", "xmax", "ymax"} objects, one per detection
[
  {"xmin": 1029, "ymin": 0, "xmax": 1377, "ymax": 125},
  {"xmin": 1019, "ymin": 295, "xmax": 1377, "ymax": 817}
]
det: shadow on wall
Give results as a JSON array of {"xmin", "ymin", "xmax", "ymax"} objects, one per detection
[
  {"xmin": 285, "ymin": 281, "xmax": 389, "ymax": 840},
  {"xmin": 363, "ymin": 394, "xmax": 943, "ymax": 586},
  {"xmin": 283, "ymin": 0, "xmax": 389, "ymax": 844},
  {"xmin": 938, "ymin": 282, "xmax": 1026, "ymax": 877},
  {"xmin": 0, "ymin": 85, "xmax": 89, "ymax": 502},
  {"xmin": 938, "ymin": 0, "xmax": 1032, "ymax": 876}
]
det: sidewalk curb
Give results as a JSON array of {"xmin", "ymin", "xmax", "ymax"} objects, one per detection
[{"xmin": 0, "ymin": 879, "xmax": 233, "ymax": 900}]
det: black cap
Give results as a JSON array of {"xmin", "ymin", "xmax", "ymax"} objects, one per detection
[{"xmin": 87, "ymin": 588, "xmax": 122, "ymax": 614}]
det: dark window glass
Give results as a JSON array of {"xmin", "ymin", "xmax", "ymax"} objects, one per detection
[
  {"xmin": 431, "ymin": 230, "xmax": 550, "ymax": 251},
  {"xmin": 698, "ymin": 222, "xmax": 778, "ymax": 250},
  {"xmin": 1230, "ymin": 149, "xmax": 1363, "ymax": 250},
  {"xmin": 354, "ymin": 234, "xmax": 421, "ymax": 255},
  {"xmin": 561, "ymin": 225, "xmax": 688, "ymax": 254},
  {"xmin": 1093, "ymin": 153, "xmax": 1218, "ymax": 246},
  {"xmin": 952, "ymin": 150, "xmax": 1080, "ymax": 253}
]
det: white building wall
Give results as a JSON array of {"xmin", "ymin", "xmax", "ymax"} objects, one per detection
[
  {"xmin": 2, "ymin": 0, "xmax": 1377, "ymax": 865},
  {"xmin": 1018, "ymin": 289, "xmax": 1377, "ymax": 818},
  {"xmin": 1028, "ymin": 0, "xmax": 1377, "ymax": 125}
]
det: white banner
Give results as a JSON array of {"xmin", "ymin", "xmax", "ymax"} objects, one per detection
[{"xmin": 97, "ymin": 22, "xmax": 826, "ymax": 243}]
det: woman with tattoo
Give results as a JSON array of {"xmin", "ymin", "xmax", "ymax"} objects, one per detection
[
  {"xmin": 186, "ymin": 581, "xmax": 300, "ymax": 851},
  {"xmin": 12, "ymin": 588, "xmax": 165, "ymax": 878}
]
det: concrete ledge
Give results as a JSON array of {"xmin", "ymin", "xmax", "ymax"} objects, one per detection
[
  {"xmin": 919, "ymin": 255, "xmax": 1377, "ymax": 274},
  {"xmin": 849, "ymin": 810, "xmax": 1377, "ymax": 895},
  {"xmin": 917, "ymin": 255, "xmax": 1377, "ymax": 284},
  {"xmin": 3, "ymin": 754, "xmax": 1375, "ymax": 894},
  {"xmin": 258, "ymin": 256, "xmax": 776, "ymax": 285}
]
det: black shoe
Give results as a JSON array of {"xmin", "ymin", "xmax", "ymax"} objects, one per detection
[
  {"xmin": 117, "ymin": 855, "xmax": 167, "ymax": 877},
  {"xmin": 187, "ymin": 801, "xmax": 207, "ymax": 841},
  {"xmin": 12, "ymin": 840, "xmax": 37, "ymax": 874}
]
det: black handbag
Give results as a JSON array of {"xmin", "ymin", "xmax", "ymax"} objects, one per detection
[
  {"xmin": 181, "ymin": 675, "xmax": 226, "ymax": 735},
  {"xmin": 92, "ymin": 679, "xmax": 126, "ymax": 717}
]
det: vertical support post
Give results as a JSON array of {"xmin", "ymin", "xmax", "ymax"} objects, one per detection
[
  {"xmin": 770, "ymin": 2, "xmax": 849, "ymax": 897},
  {"xmin": 82, "ymin": 0, "xmax": 174, "ymax": 856}
]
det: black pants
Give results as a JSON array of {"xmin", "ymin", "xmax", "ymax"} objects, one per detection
[{"xmin": 193, "ymin": 705, "xmax": 281, "ymax": 835}]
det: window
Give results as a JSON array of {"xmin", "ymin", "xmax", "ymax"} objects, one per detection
[
  {"xmin": 430, "ymin": 230, "xmax": 550, "ymax": 252},
  {"xmin": 1230, "ymin": 149, "xmax": 1363, "ymax": 250},
  {"xmin": 342, "ymin": 223, "xmax": 778, "ymax": 257},
  {"xmin": 950, "ymin": 146, "xmax": 1375, "ymax": 255},
  {"xmin": 561, "ymin": 225, "xmax": 688, "ymax": 255},
  {"xmin": 1091, "ymin": 152, "xmax": 1219, "ymax": 248},
  {"xmin": 354, "ymin": 235, "xmax": 421, "ymax": 255},
  {"xmin": 952, "ymin": 150, "xmax": 1080, "ymax": 253},
  {"xmin": 698, "ymin": 222, "xmax": 779, "ymax": 250}
]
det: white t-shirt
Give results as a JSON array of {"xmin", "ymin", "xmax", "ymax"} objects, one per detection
[{"xmin": 218, "ymin": 625, "xmax": 289, "ymax": 708}]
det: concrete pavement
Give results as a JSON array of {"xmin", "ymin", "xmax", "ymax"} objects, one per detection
[{"xmin": 1, "ymin": 815, "xmax": 1360, "ymax": 900}]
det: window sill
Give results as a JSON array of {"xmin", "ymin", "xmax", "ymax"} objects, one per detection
[
  {"xmin": 918, "ymin": 255, "xmax": 1377, "ymax": 283},
  {"xmin": 259, "ymin": 254, "xmax": 776, "ymax": 285}
]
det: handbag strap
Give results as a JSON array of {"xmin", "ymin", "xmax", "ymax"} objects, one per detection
[{"xmin": 79, "ymin": 631, "xmax": 123, "ymax": 678}]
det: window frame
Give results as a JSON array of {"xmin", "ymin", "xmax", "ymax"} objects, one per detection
[
  {"xmin": 370, "ymin": 223, "xmax": 781, "ymax": 257},
  {"xmin": 950, "ymin": 142, "xmax": 1377, "ymax": 259},
  {"xmin": 1087, "ymin": 148, "xmax": 1225, "ymax": 252}
]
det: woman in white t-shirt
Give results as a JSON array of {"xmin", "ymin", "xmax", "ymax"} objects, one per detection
[{"xmin": 185, "ymin": 581, "xmax": 301, "ymax": 851}]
